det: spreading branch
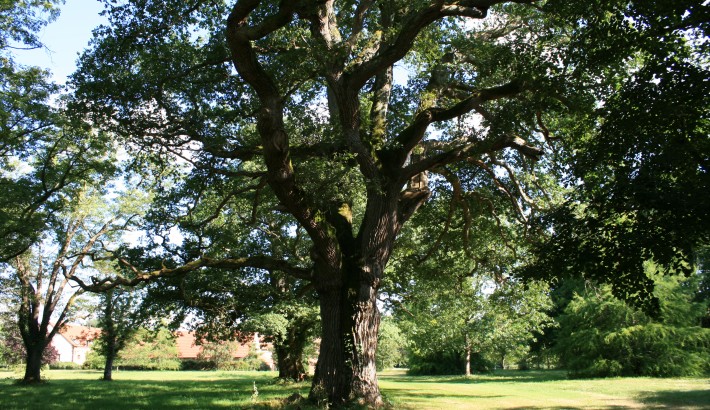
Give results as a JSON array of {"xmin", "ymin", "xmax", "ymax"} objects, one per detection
[{"xmin": 71, "ymin": 255, "xmax": 313, "ymax": 293}]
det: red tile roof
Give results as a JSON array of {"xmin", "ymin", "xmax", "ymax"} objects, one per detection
[
  {"xmin": 174, "ymin": 331, "xmax": 252, "ymax": 359},
  {"xmin": 57, "ymin": 324, "xmax": 101, "ymax": 347}
]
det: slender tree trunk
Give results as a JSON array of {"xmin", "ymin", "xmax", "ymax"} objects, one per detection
[
  {"xmin": 102, "ymin": 288, "xmax": 116, "ymax": 381},
  {"xmin": 23, "ymin": 343, "xmax": 44, "ymax": 383},
  {"xmin": 103, "ymin": 354, "xmax": 115, "ymax": 381},
  {"xmin": 103, "ymin": 343, "xmax": 116, "ymax": 381},
  {"xmin": 465, "ymin": 342, "xmax": 472, "ymax": 377}
]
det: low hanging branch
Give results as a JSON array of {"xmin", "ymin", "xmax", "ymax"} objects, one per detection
[{"xmin": 71, "ymin": 255, "xmax": 313, "ymax": 293}]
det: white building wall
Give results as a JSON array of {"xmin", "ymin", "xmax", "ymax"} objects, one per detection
[{"xmin": 50, "ymin": 335, "xmax": 74, "ymax": 363}]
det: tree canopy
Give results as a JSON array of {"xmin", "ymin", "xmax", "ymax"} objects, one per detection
[{"xmin": 0, "ymin": 0, "xmax": 705, "ymax": 406}]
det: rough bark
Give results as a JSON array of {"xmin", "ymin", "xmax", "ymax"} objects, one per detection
[
  {"xmin": 276, "ymin": 345, "xmax": 306, "ymax": 381},
  {"xmin": 274, "ymin": 322, "xmax": 309, "ymax": 381},
  {"xmin": 23, "ymin": 343, "xmax": 44, "ymax": 384},
  {"xmin": 347, "ymin": 276, "xmax": 382, "ymax": 405},
  {"xmin": 311, "ymin": 288, "xmax": 350, "ymax": 405},
  {"xmin": 310, "ymin": 259, "xmax": 384, "ymax": 407}
]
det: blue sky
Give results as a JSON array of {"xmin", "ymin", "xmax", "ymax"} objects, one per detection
[{"xmin": 14, "ymin": 0, "xmax": 106, "ymax": 84}]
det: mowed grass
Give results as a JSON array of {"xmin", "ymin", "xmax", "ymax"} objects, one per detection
[
  {"xmin": 0, "ymin": 368, "xmax": 708, "ymax": 409},
  {"xmin": 380, "ymin": 369, "xmax": 710, "ymax": 409},
  {"xmin": 0, "ymin": 369, "xmax": 305, "ymax": 409}
]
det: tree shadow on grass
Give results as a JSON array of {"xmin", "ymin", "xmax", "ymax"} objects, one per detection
[
  {"xmin": 0, "ymin": 373, "xmax": 309, "ymax": 410},
  {"xmin": 637, "ymin": 388, "xmax": 710, "ymax": 409}
]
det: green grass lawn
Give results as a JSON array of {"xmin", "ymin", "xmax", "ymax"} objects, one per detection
[{"xmin": 0, "ymin": 368, "xmax": 707, "ymax": 409}]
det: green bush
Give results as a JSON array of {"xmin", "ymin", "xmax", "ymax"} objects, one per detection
[
  {"xmin": 117, "ymin": 327, "xmax": 181, "ymax": 371},
  {"xmin": 180, "ymin": 359, "xmax": 216, "ymax": 371},
  {"xmin": 49, "ymin": 362, "xmax": 82, "ymax": 370},
  {"xmin": 557, "ymin": 283, "xmax": 710, "ymax": 378},
  {"xmin": 225, "ymin": 349, "xmax": 271, "ymax": 371},
  {"xmin": 408, "ymin": 351, "xmax": 493, "ymax": 375},
  {"xmin": 604, "ymin": 324, "xmax": 710, "ymax": 377},
  {"xmin": 83, "ymin": 350, "xmax": 105, "ymax": 370}
]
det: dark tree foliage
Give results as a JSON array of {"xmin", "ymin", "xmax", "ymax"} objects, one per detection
[{"xmin": 524, "ymin": 0, "xmax": 709, "ymax": 312}]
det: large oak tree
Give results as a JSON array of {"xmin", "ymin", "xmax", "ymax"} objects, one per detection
[{"xmin": 69, "ymin": 0, "xmax": 708, "ymax": 405}]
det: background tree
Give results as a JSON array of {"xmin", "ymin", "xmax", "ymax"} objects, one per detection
[
  {"xmin": 144, "ymin": 269, "xmax": 319, "ymax": 380},
  {"xmin": 375, "ymin": 316, "xmax": 406, "ymax": 371},
  {"xmin": 114, "ymin": 325, "xmax": 181, "ymax": 371},
  {"xmin": 94, "ymin": 285, "xmax": 146, "ymax": 381},
  {"xmin": 70, "ymin": 1, "xmax": 708, "ymax": 405},
  {"xmin": 483, "ymin": 281, "xmax": 554, "ymax": 370},
  {"xmin": 0, "ymin": 184, "xmax": 137, "ymax": 383},
  {"xmin": 1, "ymin": 0, "xmax": 124, "ymax": 384},
  {"xmin": 146, "ymin": 195, "xmax": 319, "ymax": 381},
  {"xmin": 0, "ymin": 0, "xmax": 114, "ymax": 263},
  {"xmin": 555, "ymin": 271, "xmax": 710, "ymax": 377},
  {"xmin": 397, "ymin": 274, "xmax": 552, "ymax": 375},
  {"xmin": 386, "ymin": 173, "xmax": 555, "ymax": 375}
]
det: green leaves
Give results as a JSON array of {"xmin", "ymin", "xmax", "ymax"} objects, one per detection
[
  {"xmin": 523, "ymin": 0, "xmax": 709, "ymax": 310},
  {"xmin": 0, "ymin": 0, "xmax": 62, "ymax": 52},
  {"xmin": 556, "ymin": 276, "xmax": 710, "ymax": 378}
]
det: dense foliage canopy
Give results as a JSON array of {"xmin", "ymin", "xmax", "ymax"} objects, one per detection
[{"xmin": 0, "ymin": 0, "xmax": 707, "ymax": 405}]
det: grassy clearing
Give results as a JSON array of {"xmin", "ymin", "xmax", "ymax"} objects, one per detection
[
  {"xmin": 380, "ymin": 369, "xmax": 709, "ymax": 409},
  {"xmin": 0, "ymin": 368, "xmax": 707, "ymax": 409}
]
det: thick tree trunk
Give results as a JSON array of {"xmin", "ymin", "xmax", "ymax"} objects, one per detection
[
  {"xmin": 276, "ymin": 345, "xmax": 306, "ymax": 381},
  {"xmin": 310, "ymin": 289, "xmax": 350, "ymax": 405},
  {"xmin": 275, "ymin": 323, "xmax": 308, "ymax": 381},
  {"xmin": 310, "ymin": 272, "xmax": 383, "ymax": 407},
  {"xmin": 349, "ymin": 280, "xmax": 381, "ymax": 404},
  {"xmin": 23, "ymin": 344, "xmax": 44, "ymax": 383}
]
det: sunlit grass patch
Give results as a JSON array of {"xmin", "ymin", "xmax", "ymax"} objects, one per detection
[{"xmin": 0, "ymin": 368, "xmax": 707, "ymax": 409}]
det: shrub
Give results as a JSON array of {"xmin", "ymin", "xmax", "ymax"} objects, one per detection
[
  {"xmin": 226, "ymin": 348, "xmax": 271, "ymax": 371},
  {"xmin": 49, "ymin": 362, "xmax": 82, "ymax": 370},
  {"xmin": 180, "ymin": 359, "xmax": 216, "ymax": 371},
  {"xmin": 197, "ymin": 341, "xmax": 237, "ymax": 370},
  {"xmin": 117, "ymin": 327, "xmax": 181, "ymax": 371},
  {"xmin": 557, "ymin": 284, "xmax": 710, "ymax": 378},
  {"xmin": 83, "ymin": 350, "xmax": 105, "ymax": 370}
]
